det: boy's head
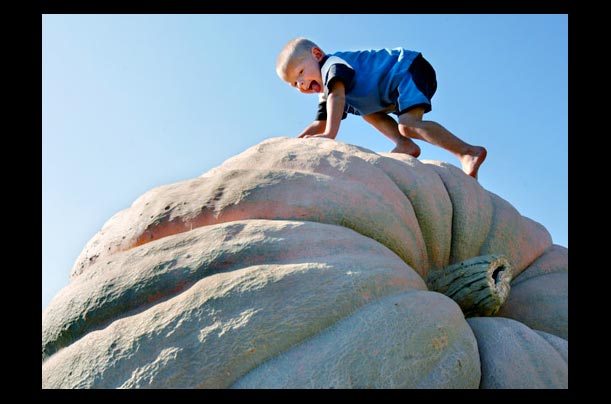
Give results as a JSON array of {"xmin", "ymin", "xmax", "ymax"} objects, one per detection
[{"xmin": 276, "ymin": 37, "xmax": 325, "ymax": 94}]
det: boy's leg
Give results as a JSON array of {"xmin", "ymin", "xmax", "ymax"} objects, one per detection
[
  {"xmin": 398, "ymin": 108, "xmax": 487, "ymax": 179},
  {"xmin": 362, "ymin": 112, "xmax": 421, "ymax": 157}
]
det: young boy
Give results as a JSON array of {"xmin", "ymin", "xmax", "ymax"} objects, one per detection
[{"xmin": 276, "ymin": 37, "xmax": 487, "ymax": 179}]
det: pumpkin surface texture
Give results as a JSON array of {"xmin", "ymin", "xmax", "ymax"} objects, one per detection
[{"xmin": 42, "ymin": 137, "xmax": 567, "ymax": 389}]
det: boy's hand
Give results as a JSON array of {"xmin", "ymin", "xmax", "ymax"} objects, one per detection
[{"xmin": 297, "ymin": 120, "xmax": 326, "ymax": 138}]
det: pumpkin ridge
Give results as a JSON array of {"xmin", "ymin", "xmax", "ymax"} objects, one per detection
[
  {"xmin": 43, "ymin": 219, "xmax": 427, "ymax": 365},
  {"xmin": 44, "ymin": 251, "xmax": 427, "ymax": 387},
  {"xmin": 375, "ymin": 153, "xmax": 453, "ymax": 273},
  {"xmin": 73, "ymin": 167, "xmax": 429, "ymax": 278},
  {"xmin": 422, "ymin": 161, "xmax": 494, "ymax": 266},
  {"xmin": 230, "ymin": 290, "xmax": 480, "ymax": 389},
  {"xmin": 478, "ymin": 191, "xmax": 551, "ymax": 276}
]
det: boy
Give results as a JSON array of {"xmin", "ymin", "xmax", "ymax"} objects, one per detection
[{"xmin": 276, "ymin": 37, "xmax": 487, "ymax": 179}]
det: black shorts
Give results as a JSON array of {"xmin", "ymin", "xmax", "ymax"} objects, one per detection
[{"xmin": 396, "ymin": 53, "xmax": 438, "ymax": 115}]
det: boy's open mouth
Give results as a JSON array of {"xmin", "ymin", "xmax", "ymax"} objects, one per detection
[{"xmin": 310, "ymin": 81, "xmax": 321, "ymax": 93}]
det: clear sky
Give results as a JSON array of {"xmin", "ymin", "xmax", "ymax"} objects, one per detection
[{"xmin": 42, "ymin": 14, "xmax": 568, "ymax": 310}]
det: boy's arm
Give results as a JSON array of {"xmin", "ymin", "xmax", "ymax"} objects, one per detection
[
  {"xmin": 305, "ymin": 81, "xmax": 346, "ymax": 139},
  {"xmin": 297, "ymin": 120, "xmax": 326, "ymax": 138}
]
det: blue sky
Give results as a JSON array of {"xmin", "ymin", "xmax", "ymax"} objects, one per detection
[{"xmin": 42, "ymin": 14, "xmax": 568, "ymax": 310}]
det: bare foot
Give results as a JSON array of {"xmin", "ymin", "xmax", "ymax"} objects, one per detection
[
  {"xmin": 461, "ymin": 146, "xmax": 487, "ymax": 179},
  {"xmin": 391, "ymin": 138, "xmax": 421, "ymax": 158}
]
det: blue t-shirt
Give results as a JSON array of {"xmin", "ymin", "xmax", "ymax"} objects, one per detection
[{"xmin": 315, "ymin": 48, "xmax": 421, "ymax": 120}]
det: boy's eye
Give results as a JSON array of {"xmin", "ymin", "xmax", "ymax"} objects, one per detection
[{"xmin": 292, "ymin": 69, "xmax": 304, "ymax": 87}]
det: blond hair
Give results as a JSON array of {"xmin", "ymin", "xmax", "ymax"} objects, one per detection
[{"xmin": 276, "ymin": 37, "xmax": 322, "ymax": 80}]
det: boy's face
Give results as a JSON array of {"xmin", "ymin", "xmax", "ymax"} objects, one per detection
[{"xmin": 283, "ymin": 47, "xmax": 324, "ymax": 94}]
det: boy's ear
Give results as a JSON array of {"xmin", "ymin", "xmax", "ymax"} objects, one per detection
[{"xmin": 311, "ymin": 47, "xmax": 324, "ymax": 61}]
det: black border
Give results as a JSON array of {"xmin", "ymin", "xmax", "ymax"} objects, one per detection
[{"xmin": 41, "ymin": 1, "xmax": 571, "ymax": 14}]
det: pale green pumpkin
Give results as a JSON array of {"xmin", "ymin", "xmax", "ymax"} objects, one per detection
[{"xmin": 42, "ymin": 137, "xmax": 567, "ymax": 389}]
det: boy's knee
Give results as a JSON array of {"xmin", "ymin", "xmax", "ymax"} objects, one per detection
[
  {"xmin": 398, "ymin": 107, "xmax": 425, "ymax": 125},
  {"xmin": 398, "ymin": 123, "xmax": 421, "ymax": 139}
]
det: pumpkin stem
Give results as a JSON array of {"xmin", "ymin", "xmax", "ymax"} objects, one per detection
[{"xmin": 426, "ymin": 254, "xmax": 513, "ymax": 317}]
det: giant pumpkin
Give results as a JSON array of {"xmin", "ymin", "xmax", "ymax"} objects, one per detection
[{"xmin": 41, "ymin": 137, "xmax": 567, "ymax": 388}]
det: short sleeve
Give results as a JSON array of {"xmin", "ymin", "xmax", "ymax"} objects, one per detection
[
  {"xmin": 316, "ymin": 56, "xmax": 357, "ymax": 120},
  {"xmin": 315, "ymin": 100, "xmax": 351, "ymax": 121},
  {"xmin": 315, "ymin": 100, "xmax": 328, "ymax": 121},
  {"xmin": 325, "ymin": 63, "xmax": 355, "ymax": 95}
]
